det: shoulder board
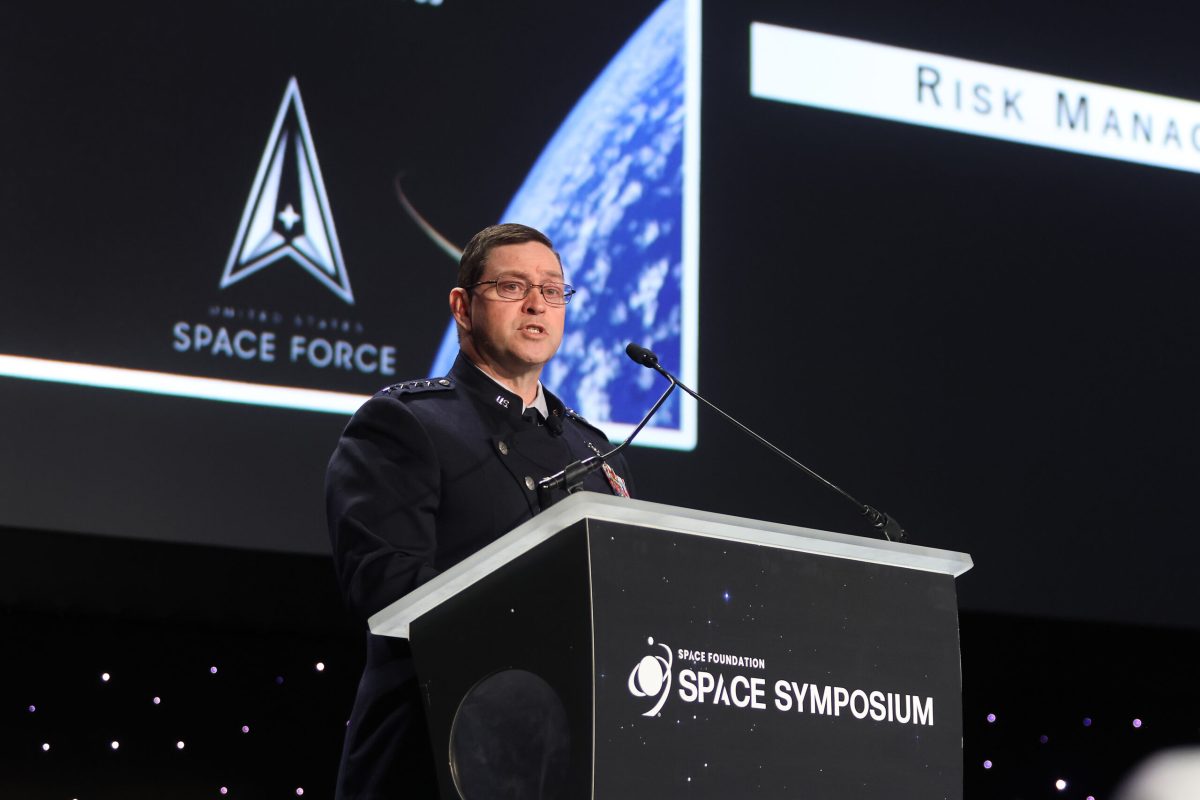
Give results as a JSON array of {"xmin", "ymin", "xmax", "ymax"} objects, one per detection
[
  {"xmin": 564, "ymin": 407, "xmax": 605, "ymax": 434},
  {"xmin": 379, "ymin": 377, "xmax": 454, "ymax": 397}
]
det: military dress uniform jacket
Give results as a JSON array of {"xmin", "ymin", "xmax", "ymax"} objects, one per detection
[{"xmin": 326, "ymin": 352, "xmax": 635, "ymax": 799}]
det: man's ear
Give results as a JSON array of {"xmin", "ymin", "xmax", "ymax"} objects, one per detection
[{"xmin": 449, "ymin": 287, "xmax": 471, "ymax": 331}]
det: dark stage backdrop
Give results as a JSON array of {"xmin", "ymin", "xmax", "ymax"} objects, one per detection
[{"xmin": 2, "ymin": 0, "xmax": 1199, "ymax": 631}]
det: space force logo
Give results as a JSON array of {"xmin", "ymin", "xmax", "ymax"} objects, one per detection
[
  {"xmin": 167, "ymin": 77, "xmax": 403, "ymax": 381},
  {"xmin": 223, "ymin": 77, "xmax": 354, "ymax": 304},
  {"xmin": 627, "ymin": 637, "xmax": 673, "ymax": 717}
]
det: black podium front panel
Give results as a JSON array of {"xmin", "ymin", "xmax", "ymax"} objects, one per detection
[
  {"xmin": 411, "ymin": 522, "xmax": 596, "ymax": 799},
  {"xmin": 589, "ymin": 519, "xmax": 963, "ymax": 799}
]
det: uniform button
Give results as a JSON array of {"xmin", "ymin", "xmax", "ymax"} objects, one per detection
[
  {"xmin": 438, "ymin": 379, "xmax": 450, "ymax": 386},
  {"xmin": 498, "ymin": 441, "xmax": 509, "ymax": 456},
  {"xmin": 524, "ymin": 476, "xmax": 535, "ymax": 490}
]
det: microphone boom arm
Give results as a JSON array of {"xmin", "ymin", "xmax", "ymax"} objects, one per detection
[
  {"xmin": 638, "ymin": 349, "xmax": 908, "ymax": 544},
  {"xmin": 537, "ymin": 380, "xmax": 677, "ymax": 496}
]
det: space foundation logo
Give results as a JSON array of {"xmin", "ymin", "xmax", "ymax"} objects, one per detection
[
  {"xmin": 626, "ymin": 636, "xmax": 936, "ymax": 727},
  {"xmin": 627, "ymin": 637, "xmax": 673, "ymax": 717}
]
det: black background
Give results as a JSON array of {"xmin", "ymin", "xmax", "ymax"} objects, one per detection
[
  {"xmin": 2, "ymin": 0, "xmax": 1199, "ymax": 633},
  {"xmin": 689, "ymin": 0, "xmax": 1200, "ymax": 630}
]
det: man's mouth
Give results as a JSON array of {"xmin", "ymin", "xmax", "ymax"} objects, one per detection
[{"xmin": 523, "ymin": 324, "xmax": 546, "ymax": 334}]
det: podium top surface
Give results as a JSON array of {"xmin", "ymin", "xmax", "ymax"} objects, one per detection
[{"xmin": 369, "ymin": 493, "xmax": 973, "ymax": 639}]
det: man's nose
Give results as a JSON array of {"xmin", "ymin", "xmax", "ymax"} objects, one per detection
[{"xmin": 523, "ymin": 287, "xmax": 548, "ymax": 312}]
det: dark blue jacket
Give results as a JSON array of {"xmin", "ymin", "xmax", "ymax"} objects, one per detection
[{"xmin": 326, "ymin": 352, "xmax": 634, "ymax": 798}]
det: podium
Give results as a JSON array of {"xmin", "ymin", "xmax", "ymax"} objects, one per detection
[{"xmin": 370, "ymin": 494, "xmax": 972, "ymax": 799}]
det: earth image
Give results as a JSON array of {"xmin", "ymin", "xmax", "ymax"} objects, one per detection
[{"xmin": 431, "ymin": 0, "xmax": 692, "ymax": 448}]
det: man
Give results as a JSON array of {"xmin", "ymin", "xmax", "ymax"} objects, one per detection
[{"xmin": 326, "ymin": 223, "xmax": 635, "ymax": 798}]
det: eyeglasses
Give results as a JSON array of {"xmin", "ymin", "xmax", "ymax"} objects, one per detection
[{"xmin": 468, "ymin": 277, "xmax": 577, "ymax": 306}]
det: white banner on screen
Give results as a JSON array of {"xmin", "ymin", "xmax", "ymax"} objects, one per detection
[
  {"xmin": 0, "ymin": 355, "xmax": 365, "ymax": 414},
  {"xmin": 750, "ymin": 22, "xmax": 1200, "ymax": 175}
]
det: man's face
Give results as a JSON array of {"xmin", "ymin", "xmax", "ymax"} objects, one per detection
[{"xmin": 453, "ymin": 241, "xmax": 566, "ymax": 378}]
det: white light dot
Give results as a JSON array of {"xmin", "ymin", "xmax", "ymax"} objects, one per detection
[
  {"xmin": 1055, "ymin": 779, "xmax": 1068, "ymax": 791},
  {"xmin": 241, "ymin": 725, "xmax": 250, "ymax": 734},
  {"xmin": 41, "ymin": 743, "xmax": 50, "ymax": 752},
  {"xmin": 220, "ymin": 788, "xmax": 228, "ymax": 796},
  {"xmin": 986, "ymin": 713, "xmax": 996, "ymax": 723},
  {"xmin": 111, "ymin": 741, "xmax": 120, "ymax": 750},
  {"xmin": 28, "ymin": 705, "xmax": 36, "ymax": 713},
  {"xmin": 296, "ymin": 789, "xmax": 304, "ymax": 796},
  {"xmin": 983, "ymin": 760, "xmax": 992, "ymax": 769},
  {"xmin": 210, "ymin": 666, "xmax": 218, "ymax": 674},
  {"xmin": 101, "ymin": 672, "xmax": 111, "ymax": 682},
  {"xmin": 315, "ymin": 662, "xmax": 325, "ymax": 672},
  {"xmin": 1133, "ymin": 718, "xmax": 1143, "ymax": 728},
  {"xmin": 153, "ymin": 696, "xmax": 161, "ymax": 705},
  {"xmin": 176, "ymin": 741, "xmax": 185, "ymax": 750}
]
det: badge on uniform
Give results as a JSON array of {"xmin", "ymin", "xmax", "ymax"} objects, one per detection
[{"xmin": 602, "ymin": 462, "xmax": 630, "ymax": 498}]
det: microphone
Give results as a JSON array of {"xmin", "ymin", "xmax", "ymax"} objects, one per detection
[
  {"xmin": 624, "ymin": 343, "xmax": 909, "ymax": 543},
  {"xmin": 536, "ymin": 350, "xmax": 677, "ymax": 503},
  {"xmin": 625, "ymin": 342, "xmax": 658, "ymax": 368}
]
